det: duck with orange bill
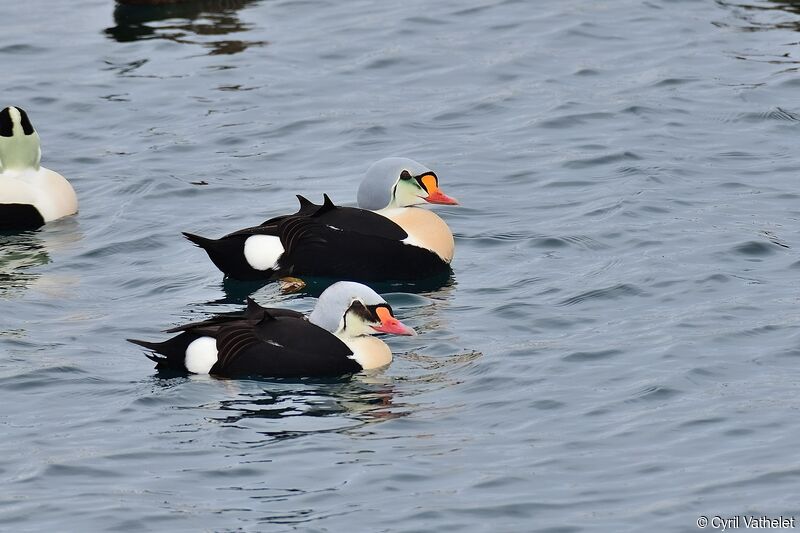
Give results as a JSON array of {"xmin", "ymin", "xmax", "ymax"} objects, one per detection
[
  {"xmin": 183, "ymin": 157, "xmax": 458, "ymax": 283},
  {"xmin": 129, "ymin": 281, "xmax": 415, "ymax": 378}
]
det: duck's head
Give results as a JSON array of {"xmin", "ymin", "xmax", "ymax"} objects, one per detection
[
  {"xmin": 309, "ymin": 281, "xmax": 416, "ymax": 338},
  {"xmin": 0, "ymin": 106, "xmax": 41, "ymax": 172},
  {"xmin": 357, "ymin": 157, "xmax": 458, "ymax": 210}
]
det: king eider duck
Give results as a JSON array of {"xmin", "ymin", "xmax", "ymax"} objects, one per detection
[
  {"xmin": 0, "ymin": 106, "xmax": 78, "ymax": 230},
  {"xmin": 183, "ymin": 157, "xmax": 458, "ymax": 282},
  {"xmin": 128, "ymin": 281, "xmax": 416, "ymax": 378}
]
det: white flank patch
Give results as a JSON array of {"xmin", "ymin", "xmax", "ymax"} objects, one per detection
[
  {"xmin": 185, "ymin": 336, "xmax": 219, "ymax": 374},
  {"xmin": 243, "ymin": 235, "xmax": 284, "ymax": 271},
  {"xmin": 401, "ymin": 234, "xmax": 425, "ymax": 249}
]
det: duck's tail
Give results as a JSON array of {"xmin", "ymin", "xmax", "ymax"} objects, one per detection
[
  {"xmin": 182, "ymin": 231, "xmax": 216, "ymax": 250},
  {"xmin": 128, "ymin": 332, "xmax": 196, "ymax": 371},
  {"xmin": 183, "ymin": 231, "xmax": 269, "ymax": 280}
]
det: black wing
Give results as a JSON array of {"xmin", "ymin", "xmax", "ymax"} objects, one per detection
[
  {"xmin": 276, "ymin": 214, "xmax": 448, "ymax": 280},
  {"xmin": 184, "ymin": 195, "xmax": 445, "ymax": 281},
  {"xmin": 256, "ymin": 194, "xmax": 320, "ymax": 227},
  {"xmin": 226, "ymin": 195, "xmax": 408, "ymax": 242},
  {"xmin": 211, "ymin": 314, "xmax": 361, "ymax": 378},
  {"xmin": 165, "ymin": 298, "xmax": 304, "ymax": 335},
  {"xmin": 131, "ymin": 299, "xmax": 360, "ymax": 377}
]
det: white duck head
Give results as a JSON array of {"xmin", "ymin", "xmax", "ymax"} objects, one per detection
[
  {"xmin": 309, "ymin": 281, "xmax": 416, "ymax": 339},
  {"xmin": 356, "ymin": 157, "xmax": 458, "ymax": 211},
  {"xmin": 0, "ymin": 106, "xmax": 42, "ymax": 173}
]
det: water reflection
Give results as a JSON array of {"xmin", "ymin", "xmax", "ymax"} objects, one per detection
[
  {"xmin": 219, "ymin": 272, "xmax": 457, "ymax": 304},
  {"xmin": 0, "ymin": 231, "xmax": 50, "ymax": 298},
  {"xmin": 221, "ymin": 379, "xmax": 399, "ymax": 420},
  {"xmin": 716, "ymin": 0, "xmax": 800, "ymax": 32},
  {"xmin": 106, "ymin": 0, "xmax": 267, "ymax": 55},
  {"xmin": 0, "ymin": 220, "xmax": 82, "ymax": 300},
  {"xmin": 149, "ymin": 377, "xmax": 409, "ymax": 442},
  {"xmin": 770, "ymin": 0, "xmax": 800, "ymax": 16},
  {"xmin": 400, "ymin": 350, "xmax": 481, "ymax": 384}
]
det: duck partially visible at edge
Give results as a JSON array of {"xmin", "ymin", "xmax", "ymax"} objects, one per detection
[{"xmin": 0, "ymin": 106, "xmax": 78, "ymax": 231}]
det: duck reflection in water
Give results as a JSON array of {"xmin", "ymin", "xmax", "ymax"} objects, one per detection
[
  {"xmin": 106, "ymin": 0, "xmax": 267, "ymax": 55},
  {"xmin": 719, "ymin": 0, "xmax": 800, "ymax": 32},
  {"xmin": 221, "ymin": 379, "xmax": 405, "ymax": 430},
  {"xmin": 151, "ymin": 375, "xmax": 407, "ymax": 440},
  {"xmin": 217, "ymin": 272, "xmax": 456, "ymax": 304},
  {"xmin": 0, "ymin": 221, "xmax": 81, "ymax": 299},
  {"xmin": 766, "ymin": 0, "xmax": 800, "ymax": 30},
  {"xmin": 0, "ymin": 231, "xmax": 49, "ymax": 298}
]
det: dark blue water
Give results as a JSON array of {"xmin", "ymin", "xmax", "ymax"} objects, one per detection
[{"xmin": 2, "ymin": 0, "xmax": 800, "ymax": 531}]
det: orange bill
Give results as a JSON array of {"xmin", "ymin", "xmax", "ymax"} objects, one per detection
[
  {"xmin": 372, "ymin": 306, "xmax": 416, "ymax": 336},
  {"xmin": 420, "ymin": 174, "xmax": 458, "ymax": 205}
]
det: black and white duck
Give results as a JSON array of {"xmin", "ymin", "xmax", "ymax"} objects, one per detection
[
  {"xmin": 128, "ymin": 281, "xmax": 416, "ymax": 378},
  {"xmin": 0, "ymin": 106, "xmax": 77, "ymax": 230},
  {"xmin": 183, "ymin": 157, "xmax": 458, "ymax": 282}
]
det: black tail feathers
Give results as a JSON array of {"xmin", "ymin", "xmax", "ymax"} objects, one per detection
[
  {"xmin": 128, "ymin": 334, "xmax": 194, "ymax": 371},
  {"xmin": 183, "ymin": 232, "xmax": 216, "ymax": 249}
]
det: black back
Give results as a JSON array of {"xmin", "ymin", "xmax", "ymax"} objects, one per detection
[
  {"xmin": 210, "ymin": 315, "xmax": 361, "ymax": 378},
  {"xmin": 130, "ymin": 299, "xmax": 362, "ymax": 378},
  {"xmin": 276, "ymin": 213, "xmax": 448, "ymax": 280},
  {"xmin": 231, "ymin": 195, "xmax": 408, "ymax": 242},
  {"xmin": 185, "ymin": 195, "xmax": 449, "ymax": 281}
]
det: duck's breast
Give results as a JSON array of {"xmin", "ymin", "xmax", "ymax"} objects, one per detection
[
  {"xmin": 0, "ymin": 168, "xmax": 77, "ymax": 223},
  {"xmin": 381, "ymin": 207, "xmax": 454, "ymax": 262},
  {"xmin": 0, "ymin": 173, "xmax": 37, "ymax": 205},
  {"xmin": 342, "ymin": 335, "xmax": 392, "ymax": 370},
  {"xmin": 33, "ymin": 167, "xmax": 77, "ymax": 222},
  {"xmin": 0, "ymin": 173, "xmax": 44, "ymax": 229}
]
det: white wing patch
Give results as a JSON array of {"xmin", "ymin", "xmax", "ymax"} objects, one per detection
[
  {"xmin": 185, "ymin": 336, "xmax": 218, "ymax": 374},
  {"xmin": 244, "ymin": 234, "xmax": 284, "ymax": 271}
]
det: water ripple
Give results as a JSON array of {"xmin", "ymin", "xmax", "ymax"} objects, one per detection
[
  {"xmin": 563, "ymin": 151, "xmax": 642, "ymax": 169},
  {"xmin": 558, "ymin": 284, "xmax": 645, "ymax": 306}
]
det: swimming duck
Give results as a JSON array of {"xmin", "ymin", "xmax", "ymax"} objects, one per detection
[
  {"xmin": 128, "ymin": 281, "xmax": 415, "ymax": 378},
  {"xmin": 183, "ymin": 157, "xmax": 458, "ymax": 282},
  {"xmin": 0, "ymin": 106, "xmax": 78, "ymax": 230}
]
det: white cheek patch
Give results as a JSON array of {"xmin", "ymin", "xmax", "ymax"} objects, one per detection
[
  {"xmin": 394, "ymin": 181, "xmax": 426, "ymax": 207},
  {"xmin": 339, "ymin": 309, "xmax": 378, "ymax": 338},
  {"xmin": 243, "ymin": 235, "xmax": 284, "ymax": 271},
  {"xmin": 185, "ymin": 336, "xmax": 218, "ymax": 374}
]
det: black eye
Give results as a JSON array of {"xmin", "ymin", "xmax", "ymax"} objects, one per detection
[{"xmin": 400, "ymin": 170, "xmax": 412, "ymax": 181}]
